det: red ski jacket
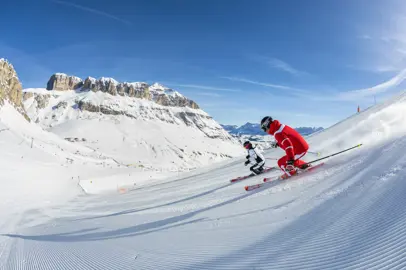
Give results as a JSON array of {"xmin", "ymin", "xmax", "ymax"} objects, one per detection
[{"xmin": 267, "ymin": 120, "xmax": 309, "ymax": 160}]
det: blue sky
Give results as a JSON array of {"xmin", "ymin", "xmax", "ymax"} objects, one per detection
[{"xmin": 2, "ymin": 0, "xmax": 406, "ymax": 127}]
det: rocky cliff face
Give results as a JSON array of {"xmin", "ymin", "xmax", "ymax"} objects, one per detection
[
  {"xmin": 46, "ymin": 73, "xmax": 83, "ymax": 91},
  {"xmin": 46, "ymin": 73, "xmax": 199, "ymax": 109},
  {"xmin": 0, "ymin": 59, "xmax": 29, "ymax": 120}
]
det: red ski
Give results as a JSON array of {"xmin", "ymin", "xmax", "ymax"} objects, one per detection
[
  {"xmin": 244, "ymin": 162, "xmax": 325, "ymax": 191},
  {"xmin": 263, "ymin": 162, "xmax": 325, "ymax": 182},
  {"xmin": 230, "ymin": 167, "xmax": 276, "ymax": 183}
]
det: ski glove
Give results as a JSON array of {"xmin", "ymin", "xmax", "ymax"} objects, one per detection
[
  {"xmin": 244, "ymin": 160, "xmax": 250, "ymax": 166},
  {"xmin": 270, "ymin": 141, "xmax": 279, "ymax": 148},
  {"xmin": 286, "ymin": 159, "xmax": 295, "ymax": 171},
  {"xmin": 246, "ymin": 155, "xmax": 250, "ymax": 159},
  {"xmin": 286, "ymin": 159, "xmax": 295, "ymax": 166}
]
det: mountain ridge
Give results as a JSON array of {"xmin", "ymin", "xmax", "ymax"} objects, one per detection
[
  {"xmin": 46, "ymin": 73, "xmax": 199, "ymax": 109},
  {"xmin": 221, "ymin": 122, "xmax": 324, "ymax": 136}
]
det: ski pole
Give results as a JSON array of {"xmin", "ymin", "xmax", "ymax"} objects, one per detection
[{"xmin": 303, "ymin": 143, "xmax": 363, "ymax": 166}]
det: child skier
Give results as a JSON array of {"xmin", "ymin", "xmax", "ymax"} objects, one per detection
[
  {"xmin": 260, "ymin": 116, "xmax": 310, "ymax": 177},
  {"xmin": 243, "ymin": 141, "xmax": 265, "ymax": 175}
]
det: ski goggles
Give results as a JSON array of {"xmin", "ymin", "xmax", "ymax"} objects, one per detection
[{"xmin": 261, "ymin": 119, "xmax": 271, "ymax": 132}]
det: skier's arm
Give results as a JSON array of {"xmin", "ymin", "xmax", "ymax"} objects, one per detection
[{"xmin": 276, "ymin": 133, "xmax": 294, "ymax": 159}]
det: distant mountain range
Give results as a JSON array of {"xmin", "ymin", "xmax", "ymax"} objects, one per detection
[{"xmin": 221, "ymin": 123, "xmax": 324, "ymax": 136}]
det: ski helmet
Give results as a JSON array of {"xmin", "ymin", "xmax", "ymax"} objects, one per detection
[
  {"xmin": 260, "ymin": 116, "xmax": 273, "ymax": 132},
  {"xmin": 243, "ymin": 141, "xmax": 252, "ymax": 149}
]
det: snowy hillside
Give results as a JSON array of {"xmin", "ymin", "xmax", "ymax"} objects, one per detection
[
  {"xmin": 23, "ymin": 88, "xmax": 243, "ymax": 171},
  {"xmin": 0, "ymin": 100, "xmax": 124, "ymax": 218},
  {"xmin": 2, "ymin": 86, "xmax": 406, "ymax": 269}
]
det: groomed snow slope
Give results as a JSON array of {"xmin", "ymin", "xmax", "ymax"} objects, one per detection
[{"xmin": 2, "ymin": 91, "xmax": 406, "ymax": 269}]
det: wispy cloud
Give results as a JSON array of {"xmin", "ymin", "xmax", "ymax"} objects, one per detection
[
  {"xmin": 337, "ymin": 68, "xmax": 406, "ymax": 100},
  {"xmin": 248, "ymin": 54, "xmax": 307, "ymax": 76},
  {"xmin": 267, "ymin": 58, "xmax": 304, "ymax": 75},
  {"xmin": 50, "ymin": 0, "xmax": 132, "ymax": 26},
  {"xmin": 354, "ymin": 10, "xmax": 406, "ymax": 74},
  {"xmin": 196, "ymin": 92, "xmax": 222, "ymax": 97},
  {"xmin": 358, "ymin": 34, "xmax": 372, "ymax": 40},
  {"xmin": 348, "ymin": 64, "xmax": 400, "ymax": 74},
  {"xmin": 165, "ymin": 83, "xmax": 241, "ymax": 92},
  {"xmin": 220, "ymin": 76, "xmax": 308, "ymax": 94}
]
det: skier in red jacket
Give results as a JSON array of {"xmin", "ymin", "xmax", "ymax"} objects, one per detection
[{"xmin": 260, "ymin": 116, "xmax": 310, "ymax": 177}]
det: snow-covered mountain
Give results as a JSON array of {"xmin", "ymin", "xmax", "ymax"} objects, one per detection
[
  {"xmin": 221, "ymin": 122, "xmax": 324, "ymax": 136},
  {"xmin": 23, "ymin": 73, "xmax": 244, "ymax": 172}
]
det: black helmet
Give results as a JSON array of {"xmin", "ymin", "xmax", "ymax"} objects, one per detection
[
  {"xmin": 260, "ymin": 116, "xmax": 273, "ymax": 132},
  {"xmin": 243, "ymin": 141, "xmax": 252, "ymax": 149}
]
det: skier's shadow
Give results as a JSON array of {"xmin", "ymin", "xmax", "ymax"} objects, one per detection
[
  {"xmin": 2, "ymin": 180, "xmax": 280, "ymax": 243},
  {"xmin": 73, "ymin": 182, "xmax": 234, "ymax": 221}
]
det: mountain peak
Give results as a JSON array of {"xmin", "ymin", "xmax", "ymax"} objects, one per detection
[
  {"xmin": 99, "ymin": 77, "xmax": 119, "ymax": 85},
  {"xmin": 150, "ymin": 82, "xmax": 168, "ymax": 91}
]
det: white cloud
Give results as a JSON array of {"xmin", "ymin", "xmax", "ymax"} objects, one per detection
[
  {"xmin": 221, "ymin": 76, "xmax": 291, "ymax": 90},
  {"xmin": 358, "ymin": 34, "xmax": 372, "ymax": 40},
  {"xmin": 348, "ymin": 64, "xmax": 401, "ymax": 74},
  {"xmin": 196, "ymin": 92, "xmax": 222, "ymax": 97},
  {"xmin": 354, "ymin": 9, "xmax": 406, "ymax": 74},
  {"xmin": 337, "ymin": 68, "xmax": 406, "ymax": 100},
  {"xmin": 220, "ymin": 76, "xmax": 310, "ymax": 95},
  {"xmin": 267, "ymin": 58, "xmax": 303, "ymax": 75},
  {"xmin": 50, "ymin": 0, "xmax": 132, "ymax": 26},
  {"xmin": 166, "ymin": 83, "xmax": 241, "ymax": 92},
  {"xmin": 248, "ymin": 54, "xmax": 307, "ymax": 76}
]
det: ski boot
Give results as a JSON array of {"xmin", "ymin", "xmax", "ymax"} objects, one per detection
[{"xmin": 300, "ymin": 163, "xmax": 312, "ymax": 170}]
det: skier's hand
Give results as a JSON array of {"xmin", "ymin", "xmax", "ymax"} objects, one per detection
[
  {"xmin": 270, "ymin": 141, "xmax": 279, "ymax": 148},
  {"xmin": 246, "ymin": 155, "xmax": 250, "ymax": 159},
  {"xmin": 244, "ymin": 160, "xmax": 250, "ymax": 166},
  {"xmin": 286, "ymin": 159, "xmax": 295, "ymax": 171},
  {"xmin": 286, "ymin": 159, "xmax": 295, "ymax": 166}
]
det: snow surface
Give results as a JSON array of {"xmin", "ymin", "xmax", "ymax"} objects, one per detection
[
  {"xmin": 22, "ymin": 89, "xmax": 243, "ymax": 190},
  {"xmin": 2, "ymin": 91, "xmax": 406, "ymax": 269}
]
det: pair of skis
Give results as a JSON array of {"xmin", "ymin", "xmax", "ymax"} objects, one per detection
[
  {"xmin": 244, "ymin": 162, "xmax": 325, "ymax": 191},
  {"xmin": 235, "ymin": 143, "xmax": 363, "ymax": 191},
  {"xmin": 230, "ymin": 166, "xmax": 277, "ymax": 183}
]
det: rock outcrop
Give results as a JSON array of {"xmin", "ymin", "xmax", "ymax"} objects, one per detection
[
  {"xmin": 0, "ymin": 59, "xmax": 29, "ymax": 121},
  {"xmin": 46, "ymin": 73, "xmax": 83, "ymax": 91},
  {"xmin": 46, "ymin": 73, "xmax": 199, "ymax": 109}
]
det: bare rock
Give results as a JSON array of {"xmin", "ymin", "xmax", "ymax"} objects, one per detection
[
  {"xmin": 46, "ymin": 73, "xmax": 199, "ymax": 109},
  {"xmin": 35, "ymin": 94, "xmax": 51, "ymax": 109},
  {"xmin": 47, "ymin": 73, "xmax": 83, "ymax": 90},
  {"xmin": 0, "ymin": 59, "xmax": 29, "ymax": 121}
]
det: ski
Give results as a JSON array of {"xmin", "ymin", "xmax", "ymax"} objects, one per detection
[
  {"xmin": 263, "ymin": 162, "xmax": 325, "ymax": 182},
  {"xmin": 230, "ymin": 167, "xmax": 276, "ymax": 183},
  {"xmin": 244, "ymin": 162, "xmax": 325, "ymax": 191}
]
